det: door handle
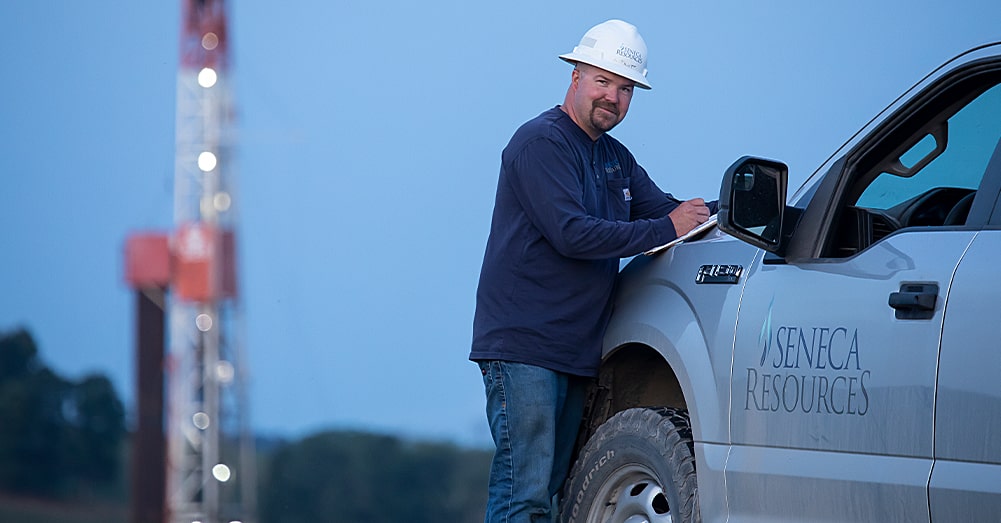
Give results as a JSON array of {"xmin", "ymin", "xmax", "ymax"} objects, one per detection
[{"xmin": 888, "ymin": 283, "xmax": 938, "ymax": 320}]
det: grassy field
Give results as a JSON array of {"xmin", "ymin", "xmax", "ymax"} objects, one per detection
[{"xmin": 0, "ymin": 493, "xmax": 127, "ymax": 523}]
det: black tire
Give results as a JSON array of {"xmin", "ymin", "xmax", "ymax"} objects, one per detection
[{"xmin": 559, "ymin": 407, "xmax": 698, "ymax": 523}]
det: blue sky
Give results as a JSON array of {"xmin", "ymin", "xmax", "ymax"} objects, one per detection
[{"xmin": 1, "ymin": 1, "xmax": 999, "ymax": 448}]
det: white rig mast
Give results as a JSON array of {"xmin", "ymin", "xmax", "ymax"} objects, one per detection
[{"xmin": 167, "ymin": 1, "xmax": 256, "ymax": 522}]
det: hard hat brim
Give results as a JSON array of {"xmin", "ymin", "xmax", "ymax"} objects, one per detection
[{"xmin": 559, "ymin": 54, "xmax": 652, "ymax": 90}]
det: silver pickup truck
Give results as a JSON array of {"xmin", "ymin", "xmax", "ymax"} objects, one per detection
[{"xmin": 560, "ymin": 42, "xmax": 1001, "ymax": 523}]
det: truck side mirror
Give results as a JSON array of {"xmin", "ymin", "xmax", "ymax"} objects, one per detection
[{"xmin": 718, "ymin": 156, "xmax": 789, "ymax": 252}]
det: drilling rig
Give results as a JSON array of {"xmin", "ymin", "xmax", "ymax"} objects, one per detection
[
  {"xmin": 167, "ymin": 1, "xmax": 255, "ymax": 522},
  {"xmin": 126, "ymin": 1, "xmax": 257, "ymax": 522}
]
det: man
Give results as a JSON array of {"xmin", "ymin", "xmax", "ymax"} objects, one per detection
[{"xmin": 470, "ymin": 19, "xmax": 715, "ymax": 522}]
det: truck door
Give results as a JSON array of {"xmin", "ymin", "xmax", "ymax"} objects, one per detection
[
  {"xmin": 727, "ymin": 233, "xmax": 971, "ymax": 522},
  {"xmin": 929, "ymin": 142, "xmax": 1001, "ymax": 520},
  {"xmin": 726, "ymin": 74, "xmax": 1001, "ymax": 521}
]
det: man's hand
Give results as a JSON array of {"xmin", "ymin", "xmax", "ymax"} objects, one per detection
[{"xmin": 668, "ymin": 198, "xmax": 711, "ymax": 236}]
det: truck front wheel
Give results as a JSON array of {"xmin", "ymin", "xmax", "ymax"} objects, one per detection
[{"xmin": 559, "ymin": 407, "xmax": 698, "ymax": 523}]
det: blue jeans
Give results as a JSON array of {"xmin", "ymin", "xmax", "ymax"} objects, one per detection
[{"xmin": 478, "ymin": 360, "xmax": 589, "ymax": 523}]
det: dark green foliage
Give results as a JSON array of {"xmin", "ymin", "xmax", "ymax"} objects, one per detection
[
  {"xmin": 0, "ymin": 329, "xmax": 41, "ymax": 381},
  {"xmin": 0, "ymin": 368, "xmax": 69, "ymax": 494},
  {"xmin": 0, "ymin": 326, "xmax": 492, "ymax": 521},
  {"xmin": 0, "ymin": 328, "xmax": 126, "ymax": 497},
  {"xmin": 63, "ymin": 375, "xmax": 127, "ymax": 483},
  {"xmin": 258, "ymin": 431, "xmax": 491, "ymax": 523}
]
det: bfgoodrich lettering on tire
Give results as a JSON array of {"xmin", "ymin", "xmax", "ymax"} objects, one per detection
[{"xmin": 560, "ymin": 407, "xmax": 698, "ymax": 523}]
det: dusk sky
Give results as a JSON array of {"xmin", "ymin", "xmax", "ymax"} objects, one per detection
[{"xmin": 2, "ymin": 1, "xmax": 999, "ymax": 447}]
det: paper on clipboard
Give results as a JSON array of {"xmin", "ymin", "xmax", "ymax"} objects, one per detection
[{"xmin": 643, "ymin": 215, "xmax": 718, "ymax": 256}]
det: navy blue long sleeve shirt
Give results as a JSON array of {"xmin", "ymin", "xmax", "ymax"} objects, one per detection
[{"xmin": 470, "ymin": 107, "xmax": 690, "ymax": 377}]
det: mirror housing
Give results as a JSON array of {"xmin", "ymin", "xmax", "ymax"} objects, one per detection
[{"xmin": 718, "ymin": 156, "xmax": 789, "ymax": 253}]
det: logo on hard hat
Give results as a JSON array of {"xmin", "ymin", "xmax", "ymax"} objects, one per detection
[{"xmin": 616, "ymin": 45, "xmax": 644, "ymax": 67}]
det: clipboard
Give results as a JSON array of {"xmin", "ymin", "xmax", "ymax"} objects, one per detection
[{"xmin": 643, "ymin": 215, "xmax": 718, "ymax": 256}]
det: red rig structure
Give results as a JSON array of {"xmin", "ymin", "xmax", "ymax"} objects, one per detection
[{"xmin": 124, "ymin": 1, "xmax": 255, "ymax": 522}]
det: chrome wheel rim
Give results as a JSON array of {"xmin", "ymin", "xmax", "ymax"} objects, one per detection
[{"xmin": 584, "ymin": 463, "xmax": 672, "ymax": 523}]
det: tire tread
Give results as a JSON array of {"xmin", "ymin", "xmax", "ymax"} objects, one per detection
[{"xmin": 560, "ymin": 407, "xmax": 699, "ymax": 523}]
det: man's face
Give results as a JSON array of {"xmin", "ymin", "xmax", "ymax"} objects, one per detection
[{"xmin": 568, "ymin": 64, "xmax": 635, "ymax": 139}]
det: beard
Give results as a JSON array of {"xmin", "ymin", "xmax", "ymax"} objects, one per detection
[{"xmin": 588, "ymin": 100, "xmax": 621, "ymax": 133}]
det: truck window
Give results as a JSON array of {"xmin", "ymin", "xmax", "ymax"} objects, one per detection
[
  {"xmin": 826, "ymin": 80, "xmax": 1001, "ymax": 257},
  {"xmin": 856, "ymin": 83, "xmax": 1001, "ymax": 211}
]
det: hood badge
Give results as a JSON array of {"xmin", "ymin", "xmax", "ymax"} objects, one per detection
[{"xmin": 696, "ymin": 264, "xmax": 743, "ymax": 284}]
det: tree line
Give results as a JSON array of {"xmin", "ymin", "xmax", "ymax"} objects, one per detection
[
  {"xmin": 258, "ymin": 431, "xmax": 491, "ymax": 522},
  {"xmin": 0, "ymin": 328, "xmax": 491, "ymax": 522},
  {"xmin": 0, "ymin": 328, "xmax": 125, "ymax": 498}
]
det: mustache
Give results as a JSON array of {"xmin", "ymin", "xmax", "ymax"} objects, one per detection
[{"xmin": 592, "ymin": 100, "xmax": 619, "ymax": 117}]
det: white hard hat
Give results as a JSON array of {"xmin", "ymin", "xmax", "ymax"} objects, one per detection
[{"xmin": 559, "ymin": 19, "xmax": 652, "ymax": 90}]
